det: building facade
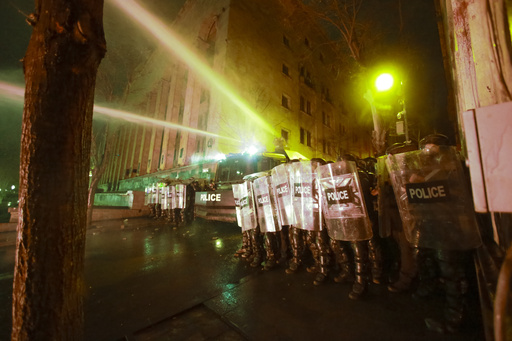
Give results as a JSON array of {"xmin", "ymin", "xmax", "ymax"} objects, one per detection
[{"xmin": 99, "ymin": 0, "xmax": 371, "ymax": 191}]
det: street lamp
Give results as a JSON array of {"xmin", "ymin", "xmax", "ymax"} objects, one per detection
[
  {"xmin": 396, "ymin": 97, "xmax": 410, "ymax": 144},
  {"xmin": 364, "ymin": 71, "xmax": 397, "ymax": 155},
  {"xmin": 365, "ymin": 70, "xmax": 410, "ymax": 155},
  {"xmin": 375, "ymin": 73, "xmax": 394, "ymax": 92}
]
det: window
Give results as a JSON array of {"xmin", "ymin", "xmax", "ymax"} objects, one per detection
[
  {"xmin": 304, "ymin": 37, "xmax": 310, "ymax": 47},
  {"xmin": 283, "ymin": 35, "xmax": 289, "ymax": 47},
  {"xmin": 324, "ymin": 88, "xmax": 331, "ymax": 103},
  {"xmin": 319, "ymin": 53, "xmax": 324, "ymax": 63},
  {"xmin": 323, "ymin": 140, "xmax": 330, "ymax": 154},
  {"xmin": 282, "ymin": 63, "xmax": 289, "ymax": 76},
  {"xmin": 322, "ymin": 111, "xmax": 330, "ymax": 127},
  {"xmin": 281, "ymin": 94, "xmax": 290, "ymax": 109},
  {"xmin": 300, "ymin": 67, "xmax": 313, "ymax": 88},
  {"xmin": 300, "ymin": 96, "xmax": 311, "ymax": 115},
  {"xmin": 300, "ymin": 128, "xmax": 312, "ymax": 147},
  {"xmin": 200, "ymin": 89, "xmax": 209, "ymax": 103},
  {"xmin": 281, "ymin": 129, "xmax": 289, "ymax": 142}
]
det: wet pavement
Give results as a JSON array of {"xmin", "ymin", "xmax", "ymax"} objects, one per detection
[{"xmin": 0, "ymin": 217, "xmax": 484, "ymax": 340}]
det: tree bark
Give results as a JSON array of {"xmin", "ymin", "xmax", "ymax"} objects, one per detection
[{"xmin": 12, "ymin": 0, "xmax": 105, "ymax": 340}]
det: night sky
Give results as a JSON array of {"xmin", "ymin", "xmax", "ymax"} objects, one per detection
[
  {"xmin": 0, "ymin": 0, "xmax": 450, "ymax": 191},
  {"xmin": 0, "ymin": 0, "xmax": 31, "ymax": 190}
]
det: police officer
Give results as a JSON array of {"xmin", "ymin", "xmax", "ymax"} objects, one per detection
[
  {"xmin": 306, "ymin": 158, "xmax": 331, "ymax": 285},
  {"xmin": 384, "ymin": 143, "xmax": 419, "ymax": 293},
  {"xmin": 316, "ymin": 155, "xmax": 374, "ymax": 299},
  {"xmin": 252, "ymin": 173, "xmax": 282, "ymax": 271},
  {"xmin": 386, "ymin": 133, "xmax": 482, "ymax": 332},
  {"xmin": 285, "ymin": 159, "xmax": 329, "ymax": 287}
]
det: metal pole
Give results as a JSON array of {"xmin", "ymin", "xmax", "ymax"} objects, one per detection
[{"xmin": 403, "ymin": 100, "xmax": 409, "ymax": 143}]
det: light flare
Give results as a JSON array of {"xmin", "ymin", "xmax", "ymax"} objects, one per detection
[
  {"xmin": 0, "ymin": 81, "xmax": 25, "ymax": 100},
  {"xmin": 110, "ymin": 0, "xmax": 276, "ymax": 136},
  {"xmin": 0, "ymin": 82, "xmax": 241, "ymax": 142},
  {"xmin": 94, "ymin": 106, "xmax": 240, "ymax": 142}
]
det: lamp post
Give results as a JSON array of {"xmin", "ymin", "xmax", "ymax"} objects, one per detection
[
  {"xmin": 397, "ymin": 97, "xmax": 410, "ymax": 143},
  {"xmin": 364, "ymin": 72, "xmax": 395, "ymax": 156}
]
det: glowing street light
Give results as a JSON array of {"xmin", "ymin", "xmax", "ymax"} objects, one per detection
[
  {"xmin": 375, "ymin": 71, "xmax": 410, "ymax": 144},
  {"xmin": 375, "ymin": 73, "xmax": 394, "ymax": 92},
  {"xmin": 364, "ymin": 70, "xmax": 401, "ymax": 155}
]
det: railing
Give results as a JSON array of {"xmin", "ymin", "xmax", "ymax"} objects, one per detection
[{"xmin": 94, "ymin": 191, "xmax": 134, "ymax": 208}]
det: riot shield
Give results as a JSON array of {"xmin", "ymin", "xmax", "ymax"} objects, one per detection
[
  {"xmin": 160, "ymin": 186, "xmax": 169, "ymax": 210},
  {"xmin": 253, "ymin": 174, "xmax": 281, "ymax": 233},
  {"xmin": 270, "ymin": 163, "xmax": 296, "ymax": 226},
  {"xmin": 232, "ymin": 183, "xmax": 243, "ymax": 228},
  {"xmin": 386, "ymin": 146, "xmax": 481, "ymax": 250},
  {"xmin": 239, "ymin": 178, "xmax": 258, "ymax": 231},
  {"xmin": 290, "ymin": 161, "xmax": 322, "ymax": 231},
  {"xmin": 151, "ymin": 184, "xmax": 160, "ymax": 204},
  {"xmin": 316, "ymin": 161, "xmax": 373, "ymax": 241},
  {"xmin": 168, "ymin": 185, "xmax": 176, "ymax": 209},
  {"xmin": 144, "ymin": 186, "xmax": 151, "ymax": 205},
  {"xmin": 175, "ymin": 183, "xmax": 187, "ymax": 209}
]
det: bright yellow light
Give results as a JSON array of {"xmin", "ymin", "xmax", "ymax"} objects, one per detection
[
  {"xmin": 94, "ymin": 106, "xmax": 240, "ymax": 143},
  {"xmin": 375, "ymin": 73, "xmax": 394, "ymax": 92},
  {"xmin": 213, "ymin": 153, "xmax": 226, "ymax": 161},
  {"xmin": 245, "ymin": 145, "xmax": 259, "ymax": 155},
  {"xmin": 0, "ymin": 82, "xmax": 240, "ymax": 143},
  {"xmin": 111, "ymin": 0, "xmax": 277, "ymax": 137}
]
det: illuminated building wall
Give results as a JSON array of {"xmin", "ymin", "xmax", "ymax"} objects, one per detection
[{"xmin": 100, "ymin": 0, "xmax": 367, "ymax": 191}]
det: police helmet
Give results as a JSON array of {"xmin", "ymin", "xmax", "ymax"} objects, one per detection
[
  {"xmin": 342, "ymin": 153, "xmax": 358, "ymax": 162},
  {"xmin": 386, "ymin": 142, "xmax": 418, "ymax": 155},
  {"xmin": 419, "ymin": 134, "xmax": 450, "ymax": 149},
  {"xmin": 311, "ymin": 157, "xmax": 326, "ymax": 165}
]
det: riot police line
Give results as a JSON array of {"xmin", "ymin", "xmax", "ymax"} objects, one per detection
[
  {"xmin": 232, "ymin": 135, "xmax": 482, "ymax": 334},
  {"xmin": 144, "ymin": 179, "xmax": 200, "ymax": 227}
]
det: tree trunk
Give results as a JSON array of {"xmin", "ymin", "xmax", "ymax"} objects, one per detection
[
  {"xmin": 87, "ymin": 152, "xmax": 110, "ymax": 227},
  {"xmin": 12, "ymin": 1, "xmax": 105, "ymax": 340},
  {"xmin": 87, "ymin": 175, "xmax": 100, "ymax": 228}
]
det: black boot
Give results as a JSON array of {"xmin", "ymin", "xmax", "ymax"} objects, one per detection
[
  {"xmin": 313, "ymin": 230, "xmax": 331, "ymax": 286},
  {"xmin": 263, "ymin": 232, "xmax": 279, "ymax": 270},
  {"xmin": 250, "ymin": 227, "xmax": 264, "ymax": 268},
  {"xmin": 368, "ymin": 236, "xmax": 384, "ymax": 284},
  {"xmin": 331, "ymin": 240, "xmax": 353, "ymax": 284},
  {"xmin": 412, "ymin": 248, "xmax": 439, "ymax": 300},
  {"xmin": 349, "ymin": 241, "xmax": 369, "ymax": 300},
  {"xmin": 241, "ymin": 230, "xmax": 254, "ymax": 260},
  {"xmin": 286, "ymin": 226, "xmax": 303, "ymax": 274},
  {"xmin": 425, "ymin": 250, "xmax": 468, "ymax": 333}
]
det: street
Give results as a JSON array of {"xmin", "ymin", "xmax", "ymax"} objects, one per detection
[{"xmin": 1, "ymin": 217, "xmax": 484, "ymax": 340}]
